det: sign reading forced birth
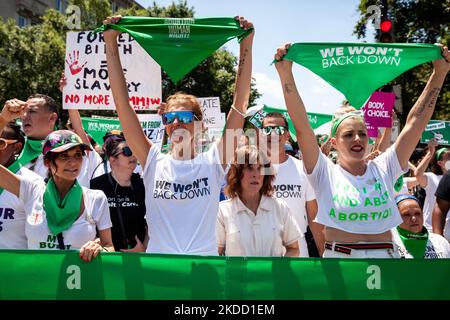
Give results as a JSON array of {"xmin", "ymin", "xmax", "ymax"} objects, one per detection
[
  {"xmin": 421, "ymin": 120, "xmax": 450, "ymax": 146},
  {"xmin": 63, "ymin": 31, "xmax": 162, "ymax": 110}
]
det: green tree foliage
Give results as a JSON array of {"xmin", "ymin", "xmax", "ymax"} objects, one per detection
[
  {"xmin": 354, "ymin": 0, "xmax": 449, "ymax": 122},
  {"xmin": 0, "ymin": 0, "xmax": 260, "ymax": 123}
]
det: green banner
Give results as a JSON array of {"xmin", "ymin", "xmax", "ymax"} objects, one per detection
[
  {"xmin": 96, "ymin": 17, "xmax": 252, "ymax": 83},
  {"xmin": 1, "ymin": 250, "xmax": 450, "ymax": 300},
  {"xmin": 421, "ymin": 120, "xmax": 450, "ymax": 146},
  {"xmin": 248, "ymin": 105, "xmax": 332, "ymax": 142},
  {"xmin": 282, "ymin": 43, "xmax": 441, "ymax": 108},
  {"xmin": 81, "ymin": 117, "xmax": 121, "ymax": 146}
]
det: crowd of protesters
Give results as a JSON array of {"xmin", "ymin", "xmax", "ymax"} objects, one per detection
[{"xmin": 0, "ymin": 15, "xmax": 449, "ymax": 261}]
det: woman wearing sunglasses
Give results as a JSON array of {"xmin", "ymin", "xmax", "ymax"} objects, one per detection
[
  {"xmin": 273, "ymin": 43, "xmax": 449, "ymax": 258},
  {"xmin": 0, "ymin": 102, "xmax": 114, "ymax": 261},
  {"xmin": 103, "ymin": 16, "xmax": 254, "ymax": 255},
  {"xmin": 0, "ymin": 120, "xmax": 44, "ymax": 249},
  {"xmin": 90, "ymin": 133, "xmax": 148, "ymax": 252},
  {"xmin": 217, "ymin": 145, "xmax": 300, "ymax": 257}
]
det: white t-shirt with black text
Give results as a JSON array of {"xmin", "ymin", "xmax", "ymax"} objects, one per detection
[
  {"xmin": 143, "ymin": 143, "xmax": 226, "ymax": 255},
  {"xmin": 20, "ymin": 178, "xmax": 112, "ymax": 250},
  {"xmin": 0, "ymin": 167, "xmax": 44, "ymax": 249},
  {"xmin": 307, "ymin": 145, "xmax": 406, "ymax": 234}
]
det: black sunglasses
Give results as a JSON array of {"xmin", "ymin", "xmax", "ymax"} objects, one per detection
[{"xmin": 114, "ymin": 146, "xmax": 133, "ymax": 157}]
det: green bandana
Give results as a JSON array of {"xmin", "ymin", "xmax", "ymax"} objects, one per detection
[
  {"xmin": 17, "ymin": 138, "xmax": 43, "ymax": 167},
  {"xmin": 397, "ymin": 226, "xmax": 428, "ymax": 259},
  {"xmin": 280, "ymin": 43, "xmax": 441, "ymax": 108},
  {"xmin": 394, "ymin": 175, "xmax": 404, "ymax": 193},
  {"xmin": 436, "ymin": 147, "xmax": 449, "ymax": 161},
  {"xmin": 330, "ymin": 113, "xmax": 364, "ymax": 137},
  {"xmin": 43, "ymin": 178, "xmax": 83, "ymax": 235},
  {"xmin": 95, "ymin": 17, "xmax": 253, "ymax": 83}
]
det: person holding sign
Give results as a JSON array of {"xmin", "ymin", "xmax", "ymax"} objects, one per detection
[
  {"xmin": 103, "ymin": 15, "xmax": 254, "ymax": 255},
  {"xmin": 217, "ymin": 145, "xmax": 300, "ymax": 257},
  {"xmin": 0, "ymin": 102, "xmax": 114, "ymax": 261},
  {"xmin": 274, "ymin": 43, "xmax": 449, "ymax": 258},
  {"xmin": 393, "ymin": 194, "xmax": 450, "ymax": 258}
]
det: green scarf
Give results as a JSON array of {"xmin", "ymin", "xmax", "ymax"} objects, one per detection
[
  {"xmin": 43, "ymin": 178, "xmax": 83, "ymax": 235},
  {"xmin": 0, "ymin": 138, "xmax": 43, "ymax": 196},
  {"xmin": 279, "ymin": 43, "xmax": 442, "ymax": 108},
  {"xmin": 95, "ymin": 17, "xmax": 253, "ymax": 83},
  {"xmin": 397, "ymin": 226, "xmax": 429, "ymax": 259},
  {"xmin": 17, "ymin": 138, "xmax": 43, "ymax": 167}
]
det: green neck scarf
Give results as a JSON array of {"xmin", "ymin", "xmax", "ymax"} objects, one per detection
[
  {"xmin": 280, "ymin": 43, "xmax": 442, "ymax": 108},
  {"xmin": 18, "ymin": 138, "xmax": 43, "ymax": 167},
  {"xmin": 397, "ymin": 226, "xmax": 429, "ymax": 259},
  {"xmin": 95, "ymin": 17, "xmax": 253, "ymax": 83},
  {"xmin": 43, "ymin": 178, "xmax": 83, "ymax": 235},
  {"xmin": 0, "ymin": 138, "xmax": 43, "ymax": 196}
]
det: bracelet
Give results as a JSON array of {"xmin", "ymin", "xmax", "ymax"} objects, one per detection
[{"xmin": 230, "ymin": 105, "xmax": 246, "ymax": 118}]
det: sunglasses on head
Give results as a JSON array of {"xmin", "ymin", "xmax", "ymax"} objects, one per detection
[
  {"xmin": 0, "ymin": 138, "xmax": 18, "ymax": 150},
  {"xmin": 261, "ymin": 126, "xmax": 287, "ymax": 136},
  {"xmin": 162, "ymin": 111, "xmax": 198, "ymax": 125}
]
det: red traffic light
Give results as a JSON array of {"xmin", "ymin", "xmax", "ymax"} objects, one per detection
[{"xmin": 380, "ymin": 20, "xmax": 392, "ymax": 33}]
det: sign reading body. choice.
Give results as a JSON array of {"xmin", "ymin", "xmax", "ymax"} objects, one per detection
[{"xmin": 63, "ymin": 31, "xmax": 162, "ymax": 110}]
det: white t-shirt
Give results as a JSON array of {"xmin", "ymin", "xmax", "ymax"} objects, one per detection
[
  {"xmin": 423, "ymin": 172, "xmax": 443, "ymax": 230},
  {"xmin": 216, "ymin": 195, "xmax": 300, "ymax": 257},
  {"xmin": 393, "ymin": 229, "xmax": 450, "ymax": 258},
  {"xmin": 272, "ymin": 156, "xmax": 315, "ymax": 234},
  {"xmin": 308, "ymin": 145, "xmax": 406, "ymax": 234},
  {"xmin": 142, "ymin": 142, "xmax": 225, "ymax": 255},
  {"xmin": 25, "ymin": 150, "xmax": 104, "ymax": 188},
  {"xmin": 0, "ymin": 167, "xmax": 44, "ymax": 249},
  {"xmin": 20, "ymin": 178, "xmax": 112, "ymax": 250}
]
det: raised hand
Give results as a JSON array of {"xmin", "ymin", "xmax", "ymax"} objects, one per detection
[
  {"xmin": 1, "ymin": 99, "xmax": 26, "ymax": 122},
  {"xmin": 102, "ymin": 15, "xmax": 123, "ymax": 42},
  {"xmin": 66, "ymin": 50, "xmax": 87, "ymax": 75},
  {"xmin": 433, "ymin": 45, "xmax": 450, "ymax": 75},
  {"xmin": 58, "ymin": 72, "xmax": 67, "ymax": 92},
  {"xmin": 274, "ymin": 43, "xmax": 293, "ymax": 74}
]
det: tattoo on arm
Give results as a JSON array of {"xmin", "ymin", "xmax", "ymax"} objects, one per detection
[
  {"xmin": 237, "ymin": 48, "xmax": 249, "ymax": 76},
  {"xmin": 414, "ymin": 87, "xmax": 441, "ymax": 117},
  {"xmin": 283, "ymin": 83, "xmax": 296, "ymax": 94}
]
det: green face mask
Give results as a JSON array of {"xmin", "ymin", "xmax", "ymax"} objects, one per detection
[
  {"xmin": 279, "ymin": 43, "xmax": 442, "ymax": 109},
  {"xmin": 95, "ymin": 17, "xmax": 253, "ymax": 83}
]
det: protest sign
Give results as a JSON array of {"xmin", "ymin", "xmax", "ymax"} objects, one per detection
[
  {"xmin": 64, "ymin": 31, "xmax": 161, "ymax": 110},
  {"xmin": 81, "ymin": 114, "xmax": 164, "ymax": 146},
  {"xmin": 421, "ymin": 120, "xmax": 450, "ymax": 146},
  {"xmin": 198, "ymin": 97, "xmax": 225, "ymax": 129},
  {"xmin": 363, "ymin": 91, "xmax": 395, "ymax": 129}
]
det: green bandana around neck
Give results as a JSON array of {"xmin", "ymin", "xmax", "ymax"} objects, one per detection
[
  {"xmin": 280, "ymin": 43, "xmax": 441, "ymax": 108},
  {"xmin": 43, "ymin": 178, "xmax": 83, "ymax": 235},
  {"xmin": 95, "ymin": 17, "xmax": 253, "ymax": 83},
  {"xmin": 397, "ymin": 226, "xmax": 429, "ymax": 259},
  {"xmin": 18, "ymin": 138, "xmax": 43, "ymax": 167}
]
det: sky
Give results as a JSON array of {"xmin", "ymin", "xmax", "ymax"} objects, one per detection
[{"xmin": 136, "ymin": 0, "xmax": 375, "ymax": 115}]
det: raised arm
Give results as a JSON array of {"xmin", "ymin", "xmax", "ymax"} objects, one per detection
[
  {"xmin": 219, "ymin": 17, "xmax": 254, "ymax": 165},
  {"xmin": 432, "ymin": 198, "xmax": 450, "ymax": 236},
  {"xmin": 103, "ymin": 16, "xmax": 151, "ymax": 167},
  {"xmin": 274, "ymin": 44, "xmax": 319, "ymax": 173},
  {"xmin": 0, "ymin": 99, "xmax": 26, "ymax": 197},
  {"xmin": 414, "ymin": 139, "xmax": 437, "ymax": 187},
  {"xmin": 395, "ymin": 46, "xmax": 449, "ymax": 169}
]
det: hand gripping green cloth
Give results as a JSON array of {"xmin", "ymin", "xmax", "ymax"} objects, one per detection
[
  {"xmin": 281, "ymin": 43, "xmax": 442, "ymax": 108},
  {"xmin": 95, "ymin": 17, "xmax": 253, "ymax": 83}
]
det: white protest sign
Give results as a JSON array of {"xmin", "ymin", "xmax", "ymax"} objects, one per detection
[
  {"xmin": 197, "ymin": 97, "xmax": 224, "ymax": 129},
  {"xmin": 63, "ymin": 31, "xmax": 162, "ymax": 110},
  {"xmin": 137, "ymin": 114, "xmax": 165, "ymax": 145}
]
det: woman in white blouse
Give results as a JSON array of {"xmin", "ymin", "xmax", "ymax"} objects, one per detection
[{"xmin": 216, "ymin": 145, "xmax": 300, "ymax": 257}]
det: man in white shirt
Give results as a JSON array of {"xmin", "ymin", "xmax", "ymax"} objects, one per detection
[
  {"xmin": 260, "ymin": 112, "xmax": 324, "ymax": 257},
  {"xmin": 16, "ymin": 94, "xmax": 103, "ymax": 186}
]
